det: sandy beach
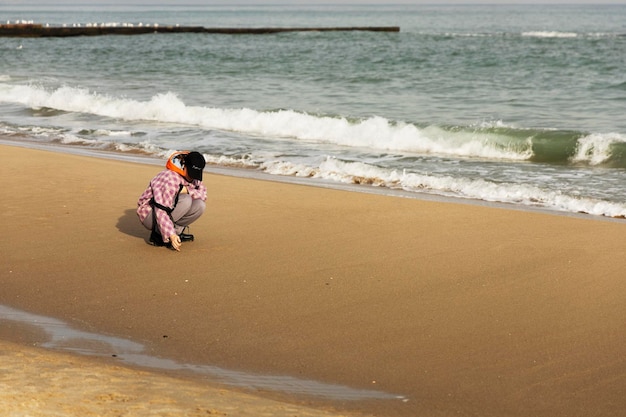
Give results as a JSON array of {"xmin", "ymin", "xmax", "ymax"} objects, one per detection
[
  {"xmin": 0, "ymin": 340, "xmax": 365, "ymax": 417},
  {"xmin": 1, "ymin": 142, "xmax": 626, "ymax": 417}
]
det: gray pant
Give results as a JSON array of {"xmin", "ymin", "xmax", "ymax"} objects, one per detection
[{"xmin": 142, "ymin": 194, "xmax": 206, "ymax": 235}]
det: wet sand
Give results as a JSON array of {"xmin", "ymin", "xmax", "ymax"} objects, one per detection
[
  {"xmin": 0, "ymin": 340, "xmax": 359, "ymax": 417},
  {"xmin": 1, "ymin": 142, "xmax": 626, "ymax": 417}
]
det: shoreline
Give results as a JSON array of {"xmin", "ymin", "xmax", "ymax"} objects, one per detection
[
  {"xmin": 0, "ymin": 339, "xmax": 367, "ymax": 417},
  {"xmin": 0, "ymin": 303, "xmax": 402, "ymax": 403},
  {"xmin": 2, "ymin": 140, "xmax": 626, "ymax": 417},
  {"xmin": 1, "ymin": 137, "xmax": 619, "ymax": 224}
]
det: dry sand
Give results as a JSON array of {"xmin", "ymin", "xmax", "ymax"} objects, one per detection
[{"xmin": 1, "ymin": 142, "xmax": 626, "ymax": 417}]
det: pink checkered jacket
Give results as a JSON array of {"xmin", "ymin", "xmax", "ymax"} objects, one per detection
[{"xmin": 137, "ymin": 169, "xmax": 207, "ymax": 242}]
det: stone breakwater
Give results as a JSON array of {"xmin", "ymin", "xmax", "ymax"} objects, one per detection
[{"xmin": 0, "ymin": 23, "xmax": 400, "ymax": 37}]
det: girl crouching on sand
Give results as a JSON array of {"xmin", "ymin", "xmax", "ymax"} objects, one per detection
[{"xmin": 137, "ymin": 151, "xmax": 207, "ymax": 251}]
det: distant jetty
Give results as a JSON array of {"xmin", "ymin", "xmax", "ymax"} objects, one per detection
[{"xmin": 0, "ymin": 23, "xmax": 400, "ymax": 37}]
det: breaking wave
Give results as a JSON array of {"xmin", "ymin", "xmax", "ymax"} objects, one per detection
[{"xmin": 2, "ymin": 83, "xmax": 625, "ymax": 168}]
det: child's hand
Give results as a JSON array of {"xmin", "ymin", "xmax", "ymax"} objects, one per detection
[{"xmin": 169, "ymin": 234, "xmax": 181, "ymax": 251}]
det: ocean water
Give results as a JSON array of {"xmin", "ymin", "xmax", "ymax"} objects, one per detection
[{"xmin": 1, "ymin": 4, "xmax": 626, "ymax": 217}]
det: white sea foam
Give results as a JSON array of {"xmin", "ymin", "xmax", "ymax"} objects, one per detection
[
  {"xmin": 571, "ymin": 133, "xmax": 626, "ymax": 165},
  {"xmin": 263, "ymin": 157, "xmax": 626, "ymax": 218},
  {"xmin": 0, "ymin": 83, "xmax": 532, "ymax": 162},
  {"xmin": 206, "ymin": 153, "xmax": 259, "ymax": 169},
  {"xmin": 93, "ymin": 129, "xmax": 134, "ymax": 137},
  {"xmin": 59, "ymin": 133, "xmax": 99, "ymax": 145},
  {"xmin": 522, "ymin": 31, "xmax": 578, "ymax": 38}
]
